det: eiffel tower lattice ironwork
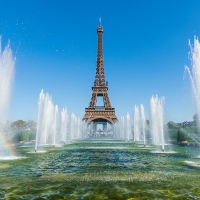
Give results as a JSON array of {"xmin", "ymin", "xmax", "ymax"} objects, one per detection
[{"xmin": 82, "ymin": 20, "xmax": 118, "ymax": 124}]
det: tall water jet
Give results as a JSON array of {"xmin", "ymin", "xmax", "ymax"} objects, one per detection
[
  {"xmin": 41, "ymin": 93, "xmax": 54, "ymax": 144},
  {"xmin": 140, "ymin": 104, "xmax": 146, "ymax": 146},
  {"xmin": 60, "ymin": 108, "xmax": 68, "ymax": 142},
  {"xmin": 70, "ymin": 113, "xmax": 76, "ymax": 140},
  {"xmin": 120, "ymin": 116, "xmax": 125, "ymax": 139},
  {"xmin": 133, "ymin": 104, "xmax": 146, "ymax": 145},
  {"xmin": 185, "ymin": 37, "xmax": 200, "ymax": 127},
  {"xmin": 82, "ymin": 121, "xmax": 87, "ymax": 138},
  {"xmin": 150, "ymin": 95, "xmax": 165, "ymax": 151},
  {"xmin": 53, "ymin": 105, "xmax": 58, "ymax": 146},
  {"xmin": 35, "ymin": 90, "xmax": 45, "ymax": 152},
  {"xmin": 77, "ymin": 118, "xmax": 82, "ymax": 139},
  {"xmin": 74, "ymin": 115, "xmax": 78, "ymax": 139},
  {"xmin": 133, "ymin": 105, "xmax": 140, "ymax": 142},
  {"xmin": 0, "ymin": 38, "xmax": 15, "ymax": 121},
  {"xmin": 113, "ymin": 121, "xmax": 120, "ymax": 139},
  {"xmin": 126, "ymin": 113, "xmax": 131, "ymax": 141},
  {"xmin": 0, "ymin": 38, "xmax": 15, "ymax": 158},
  {"xmin": 35, "ymin": 90, "xmax": 58, "ymax": 150}
]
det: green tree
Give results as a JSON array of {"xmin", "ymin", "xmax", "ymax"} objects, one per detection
[
  {"xmin": 167, "ymin": 121, "xmax": 177, "ymax": 129},
  {"xmin": 20, "ymin": 130, "xmax": 30, "ymax": 141},
  {"xmin": 177, "ymin": 128, "xmax": 187, "ymax": 142},
  {"xmin": 12, "ymin": 120, "xmax": 26, "ymax": 127}
]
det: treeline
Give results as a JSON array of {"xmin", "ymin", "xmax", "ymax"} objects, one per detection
[{"xmin": 167, "ymin": 114, "xmax": 199, "ymax": 145}]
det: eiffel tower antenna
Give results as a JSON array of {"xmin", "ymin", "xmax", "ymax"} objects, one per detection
[{"xmin": 99, "ymin": 17, "xmax": 101, "ymax": 26}]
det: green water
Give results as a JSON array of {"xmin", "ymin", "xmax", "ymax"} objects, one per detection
[{"xmin": 1, "ymin": 139, "xmax": 200, "ymax": 199}]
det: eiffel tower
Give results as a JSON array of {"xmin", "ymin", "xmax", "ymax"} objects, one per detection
[{"xmin": 83, "ymin": 19, "xmax": 118, "ymax": 136}]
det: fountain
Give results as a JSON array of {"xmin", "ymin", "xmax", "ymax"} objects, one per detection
[
  {"xmin": 140, "ymin": 104, "xmax": 146, "ymax": 146},
  {"xmin": 114, "ymin": 113, "xmax": 133, "ymax": 142},
  {"xmin": 119, "ymin": 116, "xmax": 125, "ymax": 139},
  {"xmin": 35, "ymin": 90, "xmax": 87, "ymax": 151},
  {"xmin": 184, "ymin": 36, "xmax": 200, "ymax": 165},
  {"xmin": 2, "ymin": 32, "xmax": 200, "ymax": 198},
  {"xmin": 133, "ymin": 105, "xmax": 140, "ymax": 143},
  {"xmin": 125, "ymin": 112, "xmax": 131, "ymax": 141},
  {"xmin": 53, "ymin": 105, "xmax": 58, "ymax": 146},
  {"xmin": 149, "ymin": 95, "xmax": 165, "ymax": 152},
  {"xmin": 77, "ymin": 118, "xmax": 82, "ymax": 139},
  {"xmin": 70, "ymin": 113, "xmax": 76, "ymax": 140},
  {"xmin": 185, "ymin": 37, "xmax": 200, "ymax": 127},
  {"xmin": 113, "ymin": 120, "xmax": 120, "ymax": 139},
  {"xmin": 0, "ymin": 38, "xmax": 16, "ymax": 159},
  {"xmin": 35, "ymin": 90, "xmax": 58, "ymax": 152},
  {"xmin": 120, "ymin": 116, "xmax": 125, "ymax": 139},
  {"xmin": 133, "ymin": 104, "xmax": 146, "ymax": 146},
  {"xmin": 60, "ymin": 107, "xmax": 68, "ymax": 142}
]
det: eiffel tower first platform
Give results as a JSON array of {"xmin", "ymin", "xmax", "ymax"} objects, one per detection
[{"xmin": 83, "ymin": 19, "xmax": 118, "ymax": 137}]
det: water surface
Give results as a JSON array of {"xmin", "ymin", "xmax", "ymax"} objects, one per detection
[{"xmin": 0, "ymin": 139, "xmax": 200, "ymax": 199}]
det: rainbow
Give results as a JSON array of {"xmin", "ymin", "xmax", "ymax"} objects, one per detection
[{"xmin": 0, "ymin": 131, "xmax": 17, "ymax": 158}]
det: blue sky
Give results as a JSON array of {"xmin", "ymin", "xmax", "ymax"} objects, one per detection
[{"xmin": 1, "ymin": 0, "xmax": 200, "ymax": 122}]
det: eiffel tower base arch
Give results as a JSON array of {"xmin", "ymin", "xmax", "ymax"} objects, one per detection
[{"xmin": 86, "ymin": 118, "xmax": 114, "ymax": 137}]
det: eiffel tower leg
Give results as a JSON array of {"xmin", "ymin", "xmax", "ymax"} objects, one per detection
[
  {"xmin": 88, "ymin": 93, "xmax": 97, "ymax": 108},
  {"xmin": 102, "ymin": 93, "xmax": 111, "ymax": 108}
]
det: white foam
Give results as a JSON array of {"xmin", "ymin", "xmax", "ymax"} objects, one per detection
[
  {"xmin": 151, "ymin": 150, "xmax": 177, "ymax": 154},
  {"xmin": 0, "ymin": 156, "xmax": 25, "ymax": 160},
  {"xmin": 27, "ymin": 150, "xmax": 47, "ymax": 154},
  {"xmin": 184, "ymin": 160, "xmax": 200, "ymax": 168}
]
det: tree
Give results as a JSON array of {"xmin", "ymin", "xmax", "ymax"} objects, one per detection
[
  {"xmin": 167, "ymin": 121, "xmax": 177, "ymax": 129},
  {"xmin": 20, "ymin": 130, "xmax": 30, "ymax": 141},
  {"xmin": 177, "ymin": 128, "xmax": 187, "ymax": 142},
  {"xmin": 12, "ymin": 120, "xmax": 26, "ymax": 127}
]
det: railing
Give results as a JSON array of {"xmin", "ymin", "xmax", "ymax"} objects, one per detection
[
  {"xmin": 95, "ymin": 106, "xmax": 105, "ymax": 110},
  {"xmin": 86, "ymin": 107, "xmax": 115, "ymax": 111}
]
